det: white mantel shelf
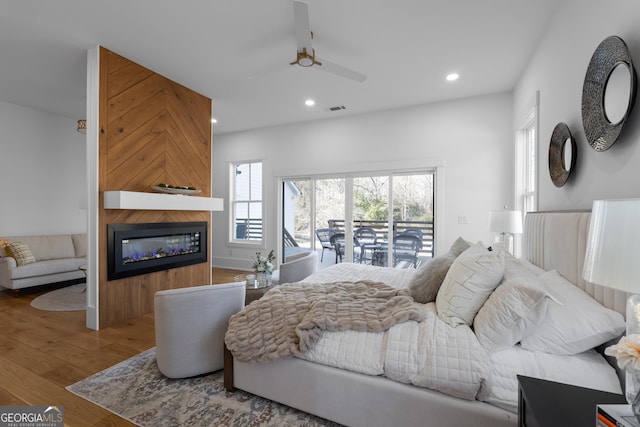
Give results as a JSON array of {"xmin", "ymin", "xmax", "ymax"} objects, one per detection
[{"xmin": 104, "ymin": 191, "xmax": 223, "ymax": 211}]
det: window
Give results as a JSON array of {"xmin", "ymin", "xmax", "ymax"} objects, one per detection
[
  {"xmin": 515, "ymin": 94, "xmax": 539, "ymax": 256},
  {"xmin": 231, "ymin": 161, "xmax": 263, "ymax": 242},
  {"xmin": 516, "ymin": 109, "xmax": 538, "ymax": 214}
]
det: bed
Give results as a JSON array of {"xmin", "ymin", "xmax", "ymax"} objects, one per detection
[{"xmin": 224, "ymin": 211, "xmax": 627, "ymax": 427}]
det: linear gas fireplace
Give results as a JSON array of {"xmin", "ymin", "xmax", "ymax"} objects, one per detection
[{"xmin": 107, "ymin": 222, "xmax": 207, "ymax": 280}]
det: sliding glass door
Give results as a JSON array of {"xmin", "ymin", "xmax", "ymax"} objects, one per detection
[{"xmin": 282, "ymin": 170, "xmax": 434, "ymax": 269}]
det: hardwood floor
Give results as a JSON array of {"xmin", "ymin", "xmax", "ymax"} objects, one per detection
[{"xmin": 0, "ymin": 268, "xmax": 247, "ymax": 427}]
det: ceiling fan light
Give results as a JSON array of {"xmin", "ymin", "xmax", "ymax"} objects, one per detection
[
  {"xmin": 305, "ymin": 99, "xmax": 315, "ymax": 106},
  {"xmin": 446, "ymin": 73, "xmax": 460, "ymax": 81},
  {"xmin": 298, "ymin": 57, "xmax": 314, "ymax": 67}
]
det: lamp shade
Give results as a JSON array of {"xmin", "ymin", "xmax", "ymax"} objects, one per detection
[
  {"xmin": 582, "ymin": 198, "xmax": 640, "ymax": 293},
  {"xmin": 488, "ymin": 210, "xmax": 523, "ymax": 234}
]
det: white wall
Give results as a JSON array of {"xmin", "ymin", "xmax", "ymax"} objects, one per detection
[
  {"xmin": 514, "ymin": 0, "xmax": 640, "ymax": 210},
  {"xmin": 0, "ymin": 100, "xmax": 87, "ymax": 236},
  {"xmin": 212, "ymin": 92, "xmax": 513, "ymax": 270}
]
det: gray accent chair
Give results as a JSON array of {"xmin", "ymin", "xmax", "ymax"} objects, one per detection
[
  {"xmin": 154, "ymin": 282, "xmax": 245, "ymax": 378},
  {"xmin": 271, "ymin": 251, "xmax": 318, "ymax": 285}
]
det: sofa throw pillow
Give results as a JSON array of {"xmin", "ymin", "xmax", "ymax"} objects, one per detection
[
  {"xmin": 408, "ymin": 237, "xmax": 471, "ymax": 303},
  {"xmin": 473, "ymin": 275, "xmax": 549, "ymax": 352},
  {"xmin": 6, "ymin": 241, "xmax": 36, "ymax": 266},
  {"xmin": 436, "ymin": 242, "xmax": 506, "ymax": 326},
  {"xmin": 0, "ymin": 238, "xmax": 9, "ymax": 257},
  {"xmin": 520, "ymin": 270, "xmax": 625, "ymax": 355}
]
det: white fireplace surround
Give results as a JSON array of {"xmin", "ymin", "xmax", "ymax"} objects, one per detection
[{"xmin": 104, "ymin": 191, "xmax": 223, "ymax": 211}]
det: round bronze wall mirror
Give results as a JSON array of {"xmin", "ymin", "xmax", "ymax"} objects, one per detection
[
  {"xmin": 582, "ymin": 36, "xmax": 637, "ymax": 152},
  {"xmin": 549, "ymin": 122, "xmax": 576, "ymax": 188}
]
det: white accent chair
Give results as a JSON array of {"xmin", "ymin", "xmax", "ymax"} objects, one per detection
[
  {"xmin": 271, "ymin": 251, "xmax": 319, "ymax": 285},
  {"xmin": 154, "ymin": 282, "xmax": 245, "ymax": 378}
]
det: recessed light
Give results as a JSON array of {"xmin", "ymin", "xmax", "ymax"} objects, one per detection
[
  {"xmin": 446, "ymin": 73, "xmax": 459, "ymax": 82},
  {"xmin": 305, "ymin": 99, "xmax": 316, "ymax": 106},
  {"xmin": 211, "ymin": 118, "xmax": 218, "ymax": 124}
]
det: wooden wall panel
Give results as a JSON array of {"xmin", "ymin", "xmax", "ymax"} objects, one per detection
[{"xmin": 98, "ymin": 47, "xmax": 212, "ymax": 328}]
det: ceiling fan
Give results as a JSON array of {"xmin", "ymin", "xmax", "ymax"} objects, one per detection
[{"xmin": 289, "ymin": 0, "xmax": 367, "ymax": 82}]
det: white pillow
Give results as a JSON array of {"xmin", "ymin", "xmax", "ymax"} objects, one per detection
[
  {"xmin": 520, "ymin": 270, "xmax": 625, "ymax": 355},
  {"xmin": 474, "ymin": 275, "xmax": 549, "ymax": 352},
  {"xmin": 436, "ymin": 243, "xmax": 506, "ymax": 326},
  {"xmin": 502, "ymin": 255, "xmax": 544, "ymax": 281},
  {"xmin": 515, "ymin": 258, "xmax": 546, "ymax": 276}
]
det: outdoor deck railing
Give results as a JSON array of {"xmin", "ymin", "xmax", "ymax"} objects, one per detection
[
  {"xmin": 327, "ymin": 219, "xmax": 434, "ymax": 257},
  {"xmin": 235, "ymin": 218, "xmax": 263, "ymax": 240}
]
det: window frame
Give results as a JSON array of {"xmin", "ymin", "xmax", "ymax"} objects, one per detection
[
  {"xmin": 229, "ymin": 160, "xmax": 264, "ymax": 246},
  {"xmin": 514, "ymin": 92, "xmax": 539, "ymax": 256},
  {"xmin": 278, "ymin": 167, "xmax": 439, "ymax": 265}
]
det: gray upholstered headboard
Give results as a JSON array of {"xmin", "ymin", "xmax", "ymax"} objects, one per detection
[{"xmin": 523, "ymin": 211, "xmax": 627, "ymax": 317}]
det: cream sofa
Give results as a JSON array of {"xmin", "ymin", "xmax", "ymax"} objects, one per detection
[{"xmin": 0, "ymin": 234, "xmax": 87, "ymax": 292}]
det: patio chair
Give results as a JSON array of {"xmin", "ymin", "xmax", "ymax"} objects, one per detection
[
  {"xmin": 392, "ymin": 234, "xmax": 421, "ymax": 268},
  {"xmin": 399, "ymin": 227, "xmax": 424, "ymax": 242},
  {"xmin": 330, "ymin": 232, "xmax": 363, "ymax": 263},
  {"xmin": 355, "ymin": 227, "xmax": 379, "ymax": 263},
  {"xmin": 315, "ymin": 228, "xmax": 336, "ymax": 262}
]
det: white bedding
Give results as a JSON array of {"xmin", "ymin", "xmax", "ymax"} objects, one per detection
[
  {"xmin": 296, "ymin": 261, "xmax": 622, "ymax": 412},
  {"xmin": 301, "ymin": 304, "xmax": 491, "ymax": 400},
  {"xmin": 482, "ymin": 345, "xmax": 622, "ymax": 413}
]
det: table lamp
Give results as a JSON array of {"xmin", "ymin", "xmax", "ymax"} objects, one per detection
[
  {"xmin": 583, "ymin": 198, "xmax": 640, "ymax": 402},
  {"xmin": 488, "ymin": 209, "xmax": 523, "ymax": 254}
]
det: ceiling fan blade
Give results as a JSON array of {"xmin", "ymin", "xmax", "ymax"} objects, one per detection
[
  {"xmin": 293, "ymin": 0, "xmax": 313, "ymax": 52},
  {"xmin": 314, "ymin": 56, "xmax": 368, "ymax": 82}
]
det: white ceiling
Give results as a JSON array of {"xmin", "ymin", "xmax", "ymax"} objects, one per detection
[{"xmin": 0, "ymin": 0, "xmax": 562, "ymax": 135}]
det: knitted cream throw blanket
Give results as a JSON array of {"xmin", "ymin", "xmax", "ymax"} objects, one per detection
[{"xmin": 225, "ymin": 280, "xmax": 425, "ymax": 363}]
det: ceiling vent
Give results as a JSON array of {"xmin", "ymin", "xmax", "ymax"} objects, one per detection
[{"xmin": 326, "ymin": 105, "xmax": 347, "ymax": 112}]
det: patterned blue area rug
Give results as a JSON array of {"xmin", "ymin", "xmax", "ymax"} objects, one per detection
[{"xmin": 66, "ymin": 348, "xmax": 341, "ymax": 427}]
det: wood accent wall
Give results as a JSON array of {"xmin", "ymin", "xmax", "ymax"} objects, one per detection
[{"xmin": 98, "ymin": 47, "xmax": 212, "ymax": 328}]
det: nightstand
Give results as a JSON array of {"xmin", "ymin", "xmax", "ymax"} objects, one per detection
[{"xmin": 518, "ymin": 375, "xmax": 626, "ymax": 427}]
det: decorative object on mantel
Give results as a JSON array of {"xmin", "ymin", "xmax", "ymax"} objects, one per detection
[
  {"xmin": 77, "ymin": 119, "xmax": 86, "ymax": 134},
  {"xmin": 582, "ymin": 35, "xmax": 637, "ymax": 151},
  {"xmin": 252, "ymin": 250, "xmax": 275, "ymax": 288},
  {"xmin": 548, "ymin": 122, "xmax": 576, "ymax": 187},
  {"xmin": 583, "ymin": 198, "xmax": 640, "ymax": 416},
  {"xmin": 151, "ymin": 183, "xmax": 201, "ymax": 195}
]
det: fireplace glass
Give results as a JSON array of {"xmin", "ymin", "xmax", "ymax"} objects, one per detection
[{"xmin": 108, "ymin": 222, "xmax": 207, "ymax": 280}]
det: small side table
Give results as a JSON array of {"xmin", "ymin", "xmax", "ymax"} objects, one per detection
[
  {"xmin": 235, "ymin": 274, "xmax": 274, "ymax": 305},
  {"xmin": 245, "ymin": 286, "xmax": 273, "ymax": 305},
  {"xmin": 518, "ymin": 375, "xmax": 626, "ymax": 427}
]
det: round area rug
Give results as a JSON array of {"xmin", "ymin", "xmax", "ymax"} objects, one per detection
[{"xmin": 31, "ymin": 284, "xmax": 86, "ymax": 311}]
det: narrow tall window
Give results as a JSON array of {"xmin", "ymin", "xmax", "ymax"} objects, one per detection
[
  {"xmin": 231, "ymin": 161, "xmax": 263, "ymax": 242},
  {"xmin": 517, "ymin": 110, "xmax": 538, "ymax": 214},
  {"xmin": 515, "ymin": 95, "xmax": 539, "ymax": 256}
]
